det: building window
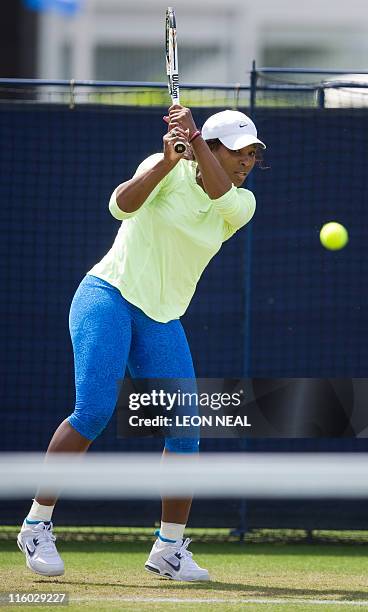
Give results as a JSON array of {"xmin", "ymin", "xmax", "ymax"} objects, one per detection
[
  {"xmin": 94, "ymin": 45, "xmax": 221, "ymax": 82},
  {"xmin": 60, "ymin": 43, "xmax": 72, "ymax": 80},
  {"xmin": 261, "ymin": 45, "xmax": 331, "ymax": 71}
]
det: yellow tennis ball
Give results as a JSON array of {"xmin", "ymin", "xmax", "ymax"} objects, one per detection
[{"xmin": 320, "ymin": 222, "xmax": 349, "ymax": 250}]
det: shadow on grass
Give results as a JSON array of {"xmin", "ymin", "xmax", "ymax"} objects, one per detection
[
  {"xmin": 4, "ymin": 540, "xmax": 368, "ymax": 558},
  {"xmin": 34, "ymin": 576, "xmax": 368, "ymax": 602}
]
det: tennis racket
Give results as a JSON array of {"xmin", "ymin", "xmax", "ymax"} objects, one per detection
[{"xmin": 165, "ymin": 7, "xmax": 187, "ymax": 154}]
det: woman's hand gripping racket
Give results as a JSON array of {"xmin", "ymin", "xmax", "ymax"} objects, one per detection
[{"xmin": 165, "ymin": 7, "xmax": 187, "ymax": 154}]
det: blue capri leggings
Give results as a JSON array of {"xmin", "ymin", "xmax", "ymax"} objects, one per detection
[{"xmin": 67, "ymin": 275, "xmax": 198, "ymax": 453}]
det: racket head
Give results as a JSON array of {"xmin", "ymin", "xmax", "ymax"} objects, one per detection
[
  {"xmin": 165, "ymin": 7, "xmax": 185, "ymax": 154},
  {"xmin": 165, "ymin": 8, "xmax": 171, "ymax": 81},
  {"xmin": 165, "ymin": 6, "xmax": 180, "ymax": 104}
]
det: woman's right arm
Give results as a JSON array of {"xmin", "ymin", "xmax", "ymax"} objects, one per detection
[{"xmin": 115, "ymin": 126, "xmax": 188, "ymax": 214}]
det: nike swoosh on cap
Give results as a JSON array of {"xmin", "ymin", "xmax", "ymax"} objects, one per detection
[{"xmin": 239, "ymin": 123, "xmax": 248, "ymax": 127}]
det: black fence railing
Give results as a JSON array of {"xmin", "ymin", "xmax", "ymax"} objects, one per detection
[{"xmin": 2, "ymin": 69, "xmax": 368, "ymax": 534}]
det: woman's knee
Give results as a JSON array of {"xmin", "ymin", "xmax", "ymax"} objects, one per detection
[{"xmin": 67, "ymin": 402, "xmax": 115, "ymax": 441}]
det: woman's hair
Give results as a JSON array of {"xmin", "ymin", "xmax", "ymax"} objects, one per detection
[
  {"xmin": 204, "ymin": 138, "xmax": 223, "ymax": 152},
  {"xmin": 186, "ymin": 137, "xmax": 268, "ymax": 169},
  {"xmin": 183, "ymin": 138, "xmax": 222, "ymax": 160}
]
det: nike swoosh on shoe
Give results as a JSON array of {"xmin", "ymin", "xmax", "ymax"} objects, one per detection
[
  {"xmin": 25, "ymin": 544, "xmax": 36, "ymax": 558},
  {"xmin": 162, "ymin": 557, "xmax": 180, "ymax": 571}
]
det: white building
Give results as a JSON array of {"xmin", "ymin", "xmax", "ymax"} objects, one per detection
[{"xmin": 37, "ymin": 0, "xmax": 368, "ymax": 83}]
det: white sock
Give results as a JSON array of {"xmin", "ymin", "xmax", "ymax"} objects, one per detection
[
  {"xmin": 26, "ymin": 499, "xmax": 54, "ymax": 523},
  {"xmin": 160, "ymin": 521, "xmax": 186, "ymax": 542}
]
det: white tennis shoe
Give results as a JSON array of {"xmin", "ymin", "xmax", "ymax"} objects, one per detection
[
  {"xmin": 145, "ymin": 536, "xmax": 210, "ymax": 581},
  {"xmin": 17, "ymin": 520, "xmax": 64, "ymax": 576}
]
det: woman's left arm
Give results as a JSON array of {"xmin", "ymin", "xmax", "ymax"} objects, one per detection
[
  {"xmin": 168, "ymin": 104, "xmax": 256, "ymax": 234},
  {"xmin": 168, "ymin": 105, "xmax": 232, "ymax": 200},
  {"xmin": 220, "ymin": 189, "xmax": 256, "ymax": 239}
]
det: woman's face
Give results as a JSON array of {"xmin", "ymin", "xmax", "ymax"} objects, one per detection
[{"xmin": 213, "ymin": 143, "xmax": 258, "ymax": 187}]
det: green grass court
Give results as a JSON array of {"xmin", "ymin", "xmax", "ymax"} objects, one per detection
[{"xmin": 1, "ymin": 531, "xmax": 368, "ymax": 611}]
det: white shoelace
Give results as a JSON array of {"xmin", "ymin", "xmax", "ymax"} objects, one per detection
[{"xmin": 175, "ymin": 538, "xmax": 200, "ymax": 568}]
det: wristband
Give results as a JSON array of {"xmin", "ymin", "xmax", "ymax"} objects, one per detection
[{"xmin": 189, "ymin": 130, "xmax": 201, "ymax": 143}]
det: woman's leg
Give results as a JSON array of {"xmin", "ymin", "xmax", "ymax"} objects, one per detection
[
  {"xmin": 127, "ymin": 306, "xmax": 198, "ymax": 533},
  {"xmin": 127, "ymin": 306, "xmax": 208, "ymax": 580},
  {"xmin": 36, "ymin": 276, "xmax": 132, "ymax": 506},
  {"xmin": 19, "ymin": 276, "xmax": 133, "ymax": 576},
  {"xmin": 66, "ymin": 276, "xmax": 132, "ymax": 442},
  {"xmin": 35, "ymin": 421, "xmax": 92, "ymax": 506}
]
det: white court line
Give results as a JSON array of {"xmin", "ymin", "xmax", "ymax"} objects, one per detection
[{"xmin": 71, "ymin": 596, "xmax": 368, "ymax": 607}]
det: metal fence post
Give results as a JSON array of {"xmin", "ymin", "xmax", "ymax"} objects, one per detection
[
  {"xmin": 243, "ymin": 60, "xmax": 257, "ymax": 377},
  {"xmin": 316, "ymin": 87, "xmax": 325, "ymax": 108},
  {"xmin": 233, "ymin": 60, "xmax": 259, "ymax": 543}
]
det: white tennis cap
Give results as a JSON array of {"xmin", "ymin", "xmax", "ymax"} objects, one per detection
[{"xmin": 202, "ymin": 110, "xmax": 266, "ymax": 150}]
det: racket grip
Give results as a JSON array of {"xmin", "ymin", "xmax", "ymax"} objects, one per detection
[{"xmin": 174, "ymin": 140, "xmax": 187, "ymax": 154}]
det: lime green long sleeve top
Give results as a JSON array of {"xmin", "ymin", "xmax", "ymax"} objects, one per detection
[{"xmin": 89, "ymin": 154, "xmax": 256, "ymax": 323}]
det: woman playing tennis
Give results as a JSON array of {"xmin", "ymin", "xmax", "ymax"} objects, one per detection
[{"xmin": 17, "ymin": 105, "xmax": 266, "ymax": 581}]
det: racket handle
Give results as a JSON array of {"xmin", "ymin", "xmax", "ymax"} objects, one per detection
[
  {"xmin": 174, "ymin": 140, "xmax": 187, "ymax": 154},
  {"xmin": 170, "ymin": 92, "xmax": 186, "ymax": 153}
]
